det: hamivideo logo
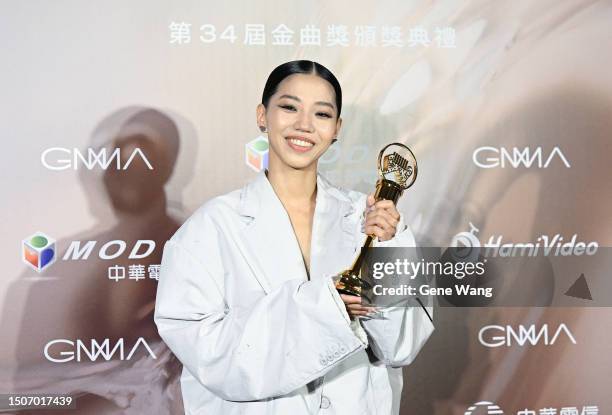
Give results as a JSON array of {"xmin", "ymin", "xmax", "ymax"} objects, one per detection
[
  {"xmin": 478, "ymin": 323, "xmax": 576, "ymax": 348},
  {"xmin": 473, "ymin": 146, "xmax": 570, "ymax": 169},
  {"xmin": 41, "ymin": 147, "xmax": 153, "ymax": 170},
  {"xmin": 22, "ymin": 232, "xmax": 56, "ymax": 272},
  {"xmin": 464, "ymin": 401, "xmax": 503, "ymax": 415},
  {"xmin": 245, "ymin": 136, "xmax": 269, "ymax": 172},
  {"xmin": 451, "ymin": 223, "xmax": 598, "ymax": 257}
]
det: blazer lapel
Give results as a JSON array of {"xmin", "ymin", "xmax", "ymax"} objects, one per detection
[
  {"xmin": 310, "ymin": 174, "xmax": 362, "ymax": 282},
  {"xmin": 237, "ymin": 169, "xmax": 361, "ymax": 294},
  {"xmin": 238, "ymin": 170, "xmax": 308, "ymax": 293}
]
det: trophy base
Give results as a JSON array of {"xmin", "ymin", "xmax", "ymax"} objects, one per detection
[
  {"xmin": 335, "ymin": 270, "xmax": 373, "ymax": 303},
  {"xmin": 335, "ymin": 271, "xmax": 361, "ymax": 295}
]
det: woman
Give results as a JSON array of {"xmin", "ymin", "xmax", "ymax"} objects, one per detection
[{"xmin": 154, "ymin": 60, "xmax": 434, "ymax": 414}]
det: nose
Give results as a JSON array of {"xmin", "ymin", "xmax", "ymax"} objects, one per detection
[{"xmin": 294, "ymin": 111, "xmax": 314, "ymax": 133}]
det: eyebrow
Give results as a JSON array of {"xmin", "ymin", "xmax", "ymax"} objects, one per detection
[{"xmin": 277, "ymin": 94, "xmax": 335, "ymax": 110}]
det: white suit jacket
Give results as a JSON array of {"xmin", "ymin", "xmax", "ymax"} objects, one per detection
[{"xmin": 154, "ymin": 169, "xmax": 434, "ymax": 415}]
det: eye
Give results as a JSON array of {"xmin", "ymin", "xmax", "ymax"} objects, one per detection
[
  {"xmin": 279, "ymin": 104, "xmax": 296, "ymax": 111},
  {"xmin": 316, "ymin": 112, "xmax": 332, "ymax": 118}
]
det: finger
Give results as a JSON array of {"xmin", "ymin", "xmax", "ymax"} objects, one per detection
[
  {"xmin": 365, "ymin": 209, "xmax": 400, "ymax": 239},
  {"xmin": 347, "ymin": 304, "xmax": 378, "ymax": 314},
  {"xmin": 340, "ymin": 294, "xmax": 363, "ymax": 304},
  {"xmin": 347, "ymin": 305, "xmax": 378, "ymax": 318},
  {"xmin": 365, "ymin": 213, "xmax": 394, "ymax": 233},
  {"xmin": 366, "ymin": 209, "xmax": 398, "ymax": 229},
  {"xmin": 374, "ymin": 199, "xmax": 395, "ymax": 210},
  {"xmin": 364, "ymin": 224, "xmax": 388, "ymax": 240},
  {"xmin": 367, "ymin": 193, "xmax": 376, "ymax": 208},
  {"xmin": 374, "ymin": 201, "xmax": 400, "ymax": 220},
  {"xmin": 366, "ymin": 222, "xmax": 395, "ymax": 241},
  {"xmin": 347, "ymin": 307, "xmax": 370, "ymax": 317}
]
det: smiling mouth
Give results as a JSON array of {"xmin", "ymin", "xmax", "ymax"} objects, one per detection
[{"xmin": 286, "ymin": 136, "xmax": 315, "ymax": 149}]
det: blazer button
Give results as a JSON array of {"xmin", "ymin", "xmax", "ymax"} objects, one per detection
[{"xmin": 320, "ymin": 395, "xmax": 331, "ymax": 409}]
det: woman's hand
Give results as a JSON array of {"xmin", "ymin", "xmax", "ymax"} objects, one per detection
[
  {"xmin": 340, "ymin": 294, "xmax": 378, "ymax": 320},
  {"xmin": 364, "ymin": 193, "xmax": 401, "ymax": 242}
]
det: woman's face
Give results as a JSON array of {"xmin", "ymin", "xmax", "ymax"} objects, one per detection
[{"xmin": 257, "ymin": 73, "xmax": 342, "ymax": 171}]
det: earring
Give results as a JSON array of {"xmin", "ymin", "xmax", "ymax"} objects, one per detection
[{"xmin": 259, "ymin": 125, "xmax": 267, "ymax": 133}]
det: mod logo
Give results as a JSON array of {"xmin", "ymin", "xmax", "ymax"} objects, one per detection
[
  {"xmin": 22, "ymin": 232, "xmax": 56, "ymax": 272},
  {"xmin": 21, "ymin": 233, "xmax": 156, "ymax": 273}
]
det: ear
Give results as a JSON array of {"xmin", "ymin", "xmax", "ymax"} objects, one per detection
[
  {"xmin": 334, "ymin": 116, "xmax": 343, "ymax": 138},
  {"xmin": 256, "ymin": 103, "xmax": 267, "ymax": 131}
]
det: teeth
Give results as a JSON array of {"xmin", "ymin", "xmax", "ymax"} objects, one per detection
[{"xmin": 288, "ymin": 138, "xmax": 314, "ymax": 148}]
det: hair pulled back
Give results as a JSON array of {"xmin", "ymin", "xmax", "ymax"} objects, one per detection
[{"xmin": 261, "ymin": 60, "xmax": 342, "ymax": 118}]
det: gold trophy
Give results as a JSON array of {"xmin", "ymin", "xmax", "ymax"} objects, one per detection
[{"xmin": 335, "ymin": 143, "xmax": 418, "ymax": 300}]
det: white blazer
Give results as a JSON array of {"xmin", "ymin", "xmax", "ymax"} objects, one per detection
[{"xmin": 154, "ymin": 169, "xmax": 434, "ymax": 415}]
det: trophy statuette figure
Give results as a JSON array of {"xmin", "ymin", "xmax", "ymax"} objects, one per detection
[{"xmin": 335, "ymin": 142, "xmax": 418, "ymax": 300}]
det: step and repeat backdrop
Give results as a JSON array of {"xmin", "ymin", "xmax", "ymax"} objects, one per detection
[{"xmin": 1, "ymin": 1, "xmax": 611, "ymax": 414}]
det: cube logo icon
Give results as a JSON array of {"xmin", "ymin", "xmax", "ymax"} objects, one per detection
[
  {"xmin": 245, "ymin": 136, "xmax": 269, "ymax": 172},
  {"xmin": 22, "ymin": 232, "xmax": 56, "ymax": 272}
]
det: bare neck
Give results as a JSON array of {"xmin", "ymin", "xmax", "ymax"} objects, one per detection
[{"xmin": 266, "ymin": 164, "xmax": 317, "ymax": 207}]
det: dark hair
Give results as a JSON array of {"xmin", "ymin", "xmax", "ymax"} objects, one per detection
[{"xmin": 261, "ymin": 60, "xmax": 342, "ymax": 118}]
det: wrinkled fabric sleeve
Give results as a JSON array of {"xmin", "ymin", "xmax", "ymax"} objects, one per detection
[
  {"xmin": 154, "ymin": 214, "xmax": 367, "ymax": 402},
  {"xmin": 359, "ymin": 212, "xmax": 435, "ymax": 366}
]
